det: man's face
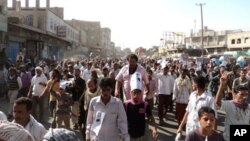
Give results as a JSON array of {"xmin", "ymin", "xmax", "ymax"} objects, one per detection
[
  {"xmin": 13, "ymin": 104, "xmax": 31, "ymax": 125},
  {"xmin": 87, "ymin": 80, "xmax": 96, "ymax": 92},
  {"xmin": 199, "ymin": 112, "xmax": 215, "ymax": 132},
  {"xmin": 74, "ymin": 69, "xmax": 81, "ymax": 76},
  {"xmin": 128, "ymin": 57, "xmax": 137, "ymax": 68},
  {"xmin": 163, "ymin": 67, "xmax": 169, "ymax": 74},
  {"xmin": 240, "ymin": 70, "xmax": 247, "ymax": 78},
  {"xmin": 36, "ymin": 70, "xmax": 42, "ymax": 76},
  {"xmin": 101, "ymin": 86, "xmax": 112, "ymax": 98},
  {"xmin": 235, "ymin": 90, "xmax": 248, "ymax": 104},
  {"xmin": 131, "ymin": 89, "xmax": 141, "ymax": 103},
  {"xmin": 181, "ymin": 71, "xmax": 187, "ymax": 79}
]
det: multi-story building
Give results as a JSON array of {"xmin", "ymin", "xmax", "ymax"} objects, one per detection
[
  {"xmin": 0, "ymin": 0, "xmax": 7, "ymax": 64},
  {"xmin": 227, "ymin": 31, "xmax": 250, "ymax": 51},
  {"xmin": 0, "ymin": 0, "xmax": 7, "ymax": 50},
  {"xmin": 101, "ymin": 28, "xmax": 111, "ymax": 49},
  {"xmin": 161, "ymin": 31, "xmax": 185, "ymax": 55},
  {"xmin": 6, "ymin": 0, "xmax": 79, "ymax": 62},
  {"xmin": 67, "ymin": 19, "xmax": 102, "ymax": 56},
  {"xmin": 185, "ymin": 26, "xmax": 233, "ymax": 53}
]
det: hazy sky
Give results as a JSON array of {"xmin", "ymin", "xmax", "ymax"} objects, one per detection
[{"xmin": 11, "ymin": 0, "xmax": 250, "ymax": 50}]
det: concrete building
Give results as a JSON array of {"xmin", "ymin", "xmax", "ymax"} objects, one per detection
[
  {"xmin": 67, "ymin": 19, "xmax": 102, "ymax": 56},
  {"xmin": 185, "ymin": 26, "xmax": 232, "ymax": 53},
  {"xmin": 161, "ymin": 31, "xmax": 185, "ymax": 55},
  {"xmin": 227, "ymin": 31, "xmax": 250, "ymax": 51},
  {"xmin": 0, "ymin": 0, "xmax": 8, "ymax": 64},
  {"xmin": 101, "ymin": 28, "xmax": 111, "ymax": 49},
  {"xmin": 6, "ymin": 0, "xmax": 79, "ymax": 63}
]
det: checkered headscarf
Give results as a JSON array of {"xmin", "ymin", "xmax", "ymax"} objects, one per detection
[
  {"xmin": 43, "ymin": 128, "xmax": 80, "ymax": 141},
  {"xmin": 0, "ymin": 120, "xmax": 35, "ymax": 141}
]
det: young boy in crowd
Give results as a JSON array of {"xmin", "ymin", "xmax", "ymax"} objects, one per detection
[
  {"xmin": 50, "ymin": 80, "xmax": 73, "ymax": 129},
  {"xmin": 185, "ymin": 106, "xmax": 224, "ymax": 141},
  {"xmin": 124, "ymin": 72, "xmax": 158, "ymax": 141}
]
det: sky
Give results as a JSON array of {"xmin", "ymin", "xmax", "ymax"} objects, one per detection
[{"xmin": 10, "ymin": 0, "xmax": 250, "ymax": 51}]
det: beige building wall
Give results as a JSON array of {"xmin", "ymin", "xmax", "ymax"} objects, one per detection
[
  {"xmin": 8, "ymin": 2, "xmax": 79, "ymax": 46},
  {"xmin": 67, "ymin": 19, "xmax": 101, "ymax": 49},
  {"xmin": 227, "ymin": 31, "xmax": 250, "ymax": 49},
  {"xmin": 185, "ymin": 27, "xmax": 229, "ymax": 49},
  {"xmin": 101, "ymin": 27, "xmax": 111, "ymax": 49}
]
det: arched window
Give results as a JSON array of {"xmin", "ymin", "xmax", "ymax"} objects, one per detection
[
  {"xmin": 231, "ymin": 39, "xmax": 235, "ymax": 44},
  {"xmin": 245, "ymin": 37, "xmax": 249, "ymax": 43},
  {"xmin": 237, "ymin": 38, "xmax": 241, "ymax": 44}
]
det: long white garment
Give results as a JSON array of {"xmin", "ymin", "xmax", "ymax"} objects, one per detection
[{"xmin": 86, "ymin": 96, "xmax": 130, "ymax": 141}]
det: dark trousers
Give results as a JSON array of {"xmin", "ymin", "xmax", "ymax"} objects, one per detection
[
  {"xmin": 18, "ymin": 87, "xmax": 29, "ymax": 98},
  {"xmin": 158, "ymin": 94, "xmax": 171, "ymax": 121},
  {"xmin": 168, "ymin": 93, "xmax": 173, "ymax": 111},
  {"xmin": 31, "ymin": 95, "xmax": 44, "ymax": 122}
]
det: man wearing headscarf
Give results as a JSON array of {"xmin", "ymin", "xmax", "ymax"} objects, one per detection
[
  {"xmin": 28, "ymin": 66, "xmax": 48, "ymax": 123},
  {"xmin": 43, "ymin": 128, "xmax": 80, "ymax": 141},
  {"xmin": 0, "ymin": 120, "xmax": 35, "ymax": 141}
]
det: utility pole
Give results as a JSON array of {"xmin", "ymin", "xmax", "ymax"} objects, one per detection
[{"xmin": 196, "ymin": 3, "xmax": 205, "ymax": 58}]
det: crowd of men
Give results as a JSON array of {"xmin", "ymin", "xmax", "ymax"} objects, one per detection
[{"xmin": 0, "ymin": 53, "xmax": 250, "ymax": 141}]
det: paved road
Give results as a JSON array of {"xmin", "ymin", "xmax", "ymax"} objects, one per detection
[{"xmin": 0, "ymin": 97, "xmax": 225, "ymax": 141}]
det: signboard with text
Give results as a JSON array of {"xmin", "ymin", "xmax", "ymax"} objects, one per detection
[{"xmin": 57, "ymin": 26, "xmax": 67, "ymax": 37}]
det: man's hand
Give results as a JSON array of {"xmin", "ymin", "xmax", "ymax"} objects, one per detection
[
  {"xmin": 220, "ymin": 72, "xmax": 229, "ymax": 86},
  {"xmin": 176, "ymin": 127, "xmax": 182, "ymax": 134},
  {"xmin": 114, "ymin": 91, "xmax": 120, "ymax": 98},
  {"xmin": 151, "ymin": 128, "xmax": 158, "ymax": 141}
]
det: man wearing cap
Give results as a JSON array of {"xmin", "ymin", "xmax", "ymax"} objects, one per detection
[
  {"xmin": 124, "ymin": 72, "xmax": 158, "ymax": 141},
  {"xmin": 28, "ymin": 66, "xmax": 47, "ymax": 122}
]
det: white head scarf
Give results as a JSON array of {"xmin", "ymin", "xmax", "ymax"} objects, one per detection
[
  {"xmin": 0, "ymin": 120, "xmax": 35, "ymax": 141},
  {"xmin": 0, "ymin": 111, "xmax": 7, "ymax": 120}
]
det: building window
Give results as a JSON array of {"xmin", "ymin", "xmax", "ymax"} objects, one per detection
[
  {"xmin": 231, "ymin": 39, "xmax": 235, "ymax": 44},
  {"xmin": 54, "ymin": 23, "xmax": 57, "ymax": 31},
  {"xmin": 237, "ymin": 38, "xmax": 241, "ymax": 44},
  {"xmin": 50, "ymin": 19, "xmax": 53, "ymax": 30},
  {"xmin": 245, "ymin": 37, "xmax": 249, "ymax": 43}
]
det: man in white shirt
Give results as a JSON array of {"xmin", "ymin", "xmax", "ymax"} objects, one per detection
[
  {"xmin": 177, "ymin": 76, "xmax": 216, "ymax": 135},
  {"xmin": 28, "ymin": 66, "xmax": 47, "ymax": 123},
  {"xmin": 86, "ymin": 78, "xmax": 130, "ymax": 141},
  {"xmin": 156, "ymin": 65, "xmax": 175, "ymax": 125},
  {"xmin": 13, "ymin": 97, "xmax": 47, "ymax": 141},
  {"xmin": 82, "ymin": 62, "xmax": 92, "ymax": 81}
]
